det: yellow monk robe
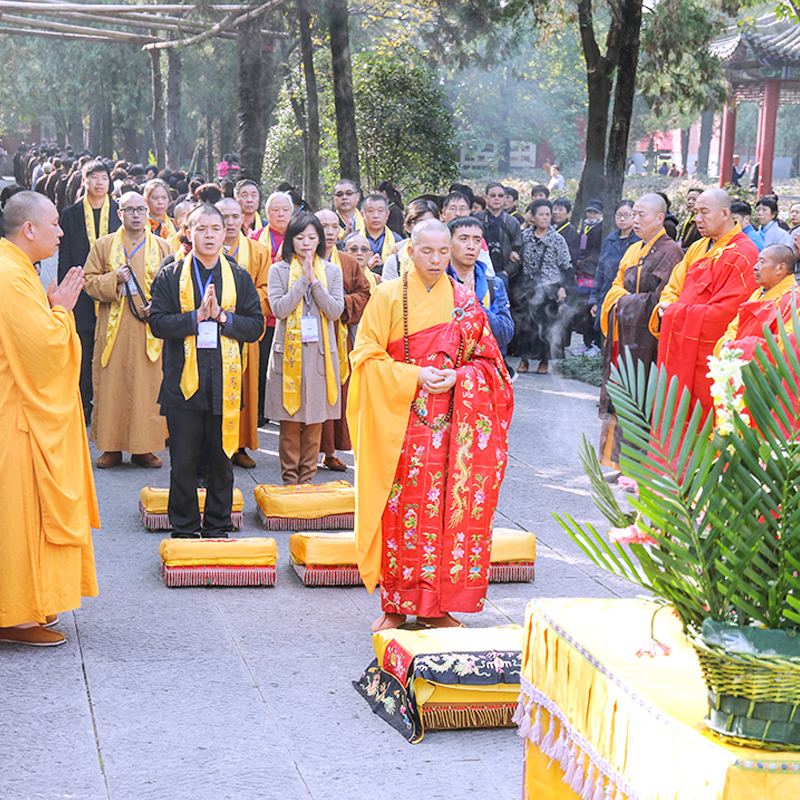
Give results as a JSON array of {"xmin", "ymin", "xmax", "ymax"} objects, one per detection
[
  {"xmin": 648, "ymin": 223, "xmax": 758, "ymax": 417},
  {"xmin": 0, "ymin": 238, "xmax": 99, "ymax": 626},
  {"xmin": 84, "ymin": 230, "xmax": 173, "ymax": 454},
  {"xmin": 714, "ymin": 274, "xmax": 798, "ymax": 358},
  {"xmin": 226, "ymin": 233, "xmax": 271, "ymax": 450}
]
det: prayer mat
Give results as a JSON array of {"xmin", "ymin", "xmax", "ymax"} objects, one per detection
[
  {"xmin": 159, "ymin": 537, "xmax": 277, "ymax": 587},
  {"xmin": 140, "ymin": 486, "xmax": 244, "ymax": 531},
  {"xmin": 289, "ymin": 532, "xmax": 361, "ymax": 586},
  {"xmin": 489, "ymin": 528, "xmax": 537, "ymax": 582},
  {"xmin": 354, "ymin": 625, "xmax": 523, "ymax": 742},
  {"xmin": 254, "ymin": 481, "xmax": 355, "ymax": 531}
]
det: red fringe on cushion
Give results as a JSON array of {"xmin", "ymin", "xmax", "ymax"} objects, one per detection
[
  {"xmin": 489, "ymin": 562, "xmax": 536, "ymax": 583},
  {"xmin": 421, "ymin": 703, "xmax": 518, "ymax": 731},
  {"xmin": 161, "ymin": 564, "xmax": 276, "ymax": 587},
  {"xmin": 257, "ymin": 506, "xmax": 354, "ymax": 531},
  {"xmin": 140, "ymin": 502, "xmax": 242, "ymax": 532},
  {"xmin": 291, "ymin": 560, "xmax": 362, "ymax": 586}
]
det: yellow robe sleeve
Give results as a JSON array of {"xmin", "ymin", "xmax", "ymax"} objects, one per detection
[
  {"xmin": 600, "ymin": 263, "xmax": 628, "ymax": 338},
  {"xmin": 713, "ymin": 315, "xmax": 740, "ymax": 357}
]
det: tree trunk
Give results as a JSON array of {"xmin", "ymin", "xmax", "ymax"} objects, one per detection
[
  {"xmin": 53, "ymin": 111, "xmax": 67, "ymax": 150},
  {"xmin": 605, "ymin": 0, "xmax": 643, "ymax": 227},
  {"xmin": 102, "ymin": 103, "xmax": 113, "ymax": 158},
  {"xmin": 328, "ymin": 0, "xmax": 360, "ymax": 185},
  {"xmin": 299, "ymin": 0, "xmax": 321, "ymax": 210},
  {"xmin": 149, "ymin": 48, "xmax": 166, "ymax": 169},
  {"xmin": 89, "ymin": 104, "xmax": 102, "ymax": 154},
  {"xmin": 206, "ymin": 112, "xmax": 214, "ymax": 179},
  {"xmin": 237, "ymin": 26, "xmax": 264, "ymax": 182},
  {"xmin": 697, "ymin": 110, "xmax": 714, "ymax": 177},
  {"xmin": 166, "ymin": 48, "xmax": 183, "ymax": 169},
  {"xmin": 68, "ymin": 113, "xmax": 84, "ymax": 151},
  {"xmin": 681, "ymin": 128, "xmax": 690, "ymax": 174}
]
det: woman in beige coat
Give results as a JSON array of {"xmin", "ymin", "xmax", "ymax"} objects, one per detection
[{"xmin": 266, "ymin": 212, "xmax": 344, "ymax": 484}]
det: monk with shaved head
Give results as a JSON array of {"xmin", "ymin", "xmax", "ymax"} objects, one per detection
[
  {"xmin": 598, "ymin": 193, "xmax": 684, "ymax": 467},
  {"xmin": 0, "ymin": 192, "xmax": 99, "ymax": 646},
  {"xmin": 649, "ymin": 188, "xmax": 759, "ymax": 418}
]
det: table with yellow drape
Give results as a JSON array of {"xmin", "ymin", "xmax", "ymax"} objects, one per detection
[{"xmin": 517, "ymin": 598, "xmax": 800, "ymax": 800}]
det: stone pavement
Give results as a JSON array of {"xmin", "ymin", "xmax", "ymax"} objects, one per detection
[{"xmin": 0, "ymin": 253, "xmax": 637, "ymax": 800}]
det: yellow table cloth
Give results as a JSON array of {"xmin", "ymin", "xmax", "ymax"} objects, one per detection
[
  {"xmin": 139, "ymin": 486, "xmax": 244, "ymax": 531},
  {"xmin": 158, "ymin": 537, "xmax": 277, "ymax": 587},
  {"xmin": 518, "ymin": 598, "xmax": 800, "ymax": 800},
  {"xmin": 254, "ymin": 481, "xmax": 355, "ymax": 530},
  {"xmin": 355, "ymin": 625, "xmax": 523, "ymax": 743}
]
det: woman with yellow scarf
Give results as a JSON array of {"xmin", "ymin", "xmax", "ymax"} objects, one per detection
[{"xmin": 265, "ymin": 212, "xmax": 345, "ymax": 485}]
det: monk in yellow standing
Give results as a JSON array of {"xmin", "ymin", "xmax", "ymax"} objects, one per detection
[
  {"xmin": 84, "ymin": 191, "xmax": 173, "ymax": 468},
  {"xmin": 217, "ymin": 197, "xmax": 271, "ymax": 468},
  {"xmin": 0, "ymin": 192, "xmax": 99, "ymax": 646}
]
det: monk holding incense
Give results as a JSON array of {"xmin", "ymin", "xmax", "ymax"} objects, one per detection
[
  {"xmin": 0, "ymin": 192, "xmax": 99, "ymax": 646},
  {"xmin": 348, "ymin": 219, "xmax": 514, "ymax": 632},
  {"xmin": 650, "ymin": 188, "xmax": 758, "ymax": 418}
]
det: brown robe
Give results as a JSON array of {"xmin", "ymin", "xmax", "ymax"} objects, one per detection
[
  {"xmin": 598, "ymin": 232, "xmax": 683, "ymax": 467},
  {"xmin": 232, "ymin": 236, "xmax": 271, "ymax": 450},
  {"xmin": 84, "ymin": 231, "xmax": 173, "ymax": 454},
  {"xmin": 321, "ymin": 249, "xmax": 371, "ymax": 454}
]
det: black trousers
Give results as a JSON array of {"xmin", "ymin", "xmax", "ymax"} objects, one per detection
[
  {"xmin": 78, "ymin": 328, "xmax": 94, "ymax": 416},
  {"xmin": 165, "ymin": 406, "xmax": 233, "ymax": 537}
]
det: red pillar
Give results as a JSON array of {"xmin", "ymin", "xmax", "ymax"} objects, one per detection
[
  {"xmin": 718, "ymin": 102, "xmax": 737, "ymax": 187},
  {"xmin": 757, "ymin": 80, "xmax": 781, "ymax": 198}
]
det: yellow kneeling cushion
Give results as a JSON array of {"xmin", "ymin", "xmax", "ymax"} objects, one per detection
[
  {"xmin": 254, "ymin": 481, "xmax": 354, "ymax": 519},
  {"xmin": 289, "ymin": 532, "xmax": 358, "ymax": 565},
  {"xmin": 141, "ymin": 486, "xmax": 244, "ymax": 514},
  {"xmin": 491, "ymin": 528, "xmax": 537, "ymax": 563},
  {"xmin": 159, "ymin": 537, "xmax": 278, "ymax": 567}
]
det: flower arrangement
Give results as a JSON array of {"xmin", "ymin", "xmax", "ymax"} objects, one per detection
[{"xmin": 556, "ymin": 314, "xmax": 800, "ymax": 748}]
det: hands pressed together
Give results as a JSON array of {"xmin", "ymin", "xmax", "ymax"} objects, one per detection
[
  {"xmin": 417, "ymin": 366, "xmax": 457, "ymax": 394},
  {"xmin": 197, "ymin": 282, "xmax": 225, "ymax": 324},
  {"xmin": 48, "ymin": 266, "xmax": 84, "ymax": 313}
]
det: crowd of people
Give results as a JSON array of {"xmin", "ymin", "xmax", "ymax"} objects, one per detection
[{"xmin": 2, "ymin": 140, "xmax": 799, "ymax": 646}]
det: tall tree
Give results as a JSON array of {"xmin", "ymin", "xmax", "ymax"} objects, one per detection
[
  {"xmin": 237, "ymin": 26, "xmax": 265, "ymax": 181},
  {"xmin": 299, "ymin": 0, "xmax": 321, "ymax": 209},
  {"xmin": 327, "ymin": 0, "xmax": 360, "ymax": 184},
  {"xmin": 149, "ymin": 48, "xmax": 167, "ymax": 168},
  {"xmin": 166, "ymin": 49, "xmax": 183, "ymax": 168}
]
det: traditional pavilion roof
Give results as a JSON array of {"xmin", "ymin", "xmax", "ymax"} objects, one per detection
[{"xmin": 710, "ymin": 12, "xmax": 800, "ymax": 101}]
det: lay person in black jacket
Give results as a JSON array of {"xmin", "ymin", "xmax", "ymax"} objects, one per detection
[
  {"xmin": 58, "ymin": 159, "xmax": 120, "ymax": 422},
  {"xmin": 149, "ymin": 204, "xmax": 263, "ymax": 539}
]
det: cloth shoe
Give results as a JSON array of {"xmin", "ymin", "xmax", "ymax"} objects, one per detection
[
  {"xmin": 43, "ymin": 614, "xmax": 58, "ymax": 628},
  {"xmin": 131, "ymin": 453, "xmax": 162, "ymax": 468},
  {"xmin": 232, "ymin": 449, "xmax": 256, "ymax": 469},
  {"xmin": 323, "ymin": 455, "xmax": 347, "ymax": 471},
  {"xmin": 96, "ymin": 451, "xmax": 122, "ymax": 469},
  {"xmin": 0, "ymin": 625, "xmax": 66, "ymax": 646}
]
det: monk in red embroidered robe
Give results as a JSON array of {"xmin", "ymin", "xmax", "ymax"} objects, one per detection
[
  {"xmin": 649, "ymin": 189, "xmax": 758, "ymax": 418},
  {"xmin": 714, "ymin": 244, "xmax": 798, "ymax": 361},
  {"xmin": 348, "ymin": 220, "xmax": 514, "ymax": 632}
]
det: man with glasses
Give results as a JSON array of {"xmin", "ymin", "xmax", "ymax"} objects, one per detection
[
  {"xmin": 58, "ymin": 159, "xmax": 120, "ymax": 423},
  {"xmin": 333, "ymin": 179, "xmax": 365, "ymax": 239},
  {"xmin": 82, "ymin": 192, "xmax": 172, "ymax": 469},
  {"xmin": 471, "ymin": 182, "xmax": 522, "ymax": 285}
]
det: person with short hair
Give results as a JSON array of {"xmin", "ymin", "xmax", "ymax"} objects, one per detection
[
  {"xmin": 362, "ymin": 193, "xmax": 404, "ymax": 274},
  {"xmin": 572, "ymin": 199, "xmax": 605, "ymax": 354},
  {"xmin": 530, "ymin": 184, "xmax": 550, "ymax": 202},
  {"xmin": 679, "ymin": 187, "xmax": 703, "ymax": 249},
  {"xmin": 376, "ymin": 180, "xmax": 405, "ymax": 237},
  {"xmin": 148, "ymin": 204, "xmax": 264, "ymax": 538},
  {"xmin": 552, "ymin": 197, "xmax": 579, "ymax": 268},
  {"xmin": 755, "ymin": 196, "xmax": 792, "ymax": 248},
  {"xmin": 333, "ymin": 179, "xmax": 364, "ymax": 238},
  {"xmin": 58, "ymin": 159, "xmax": 121, "ymax": 422},
  {"xmin": 265, "ymin": 212, "xmax": 345, "ymax": 485},
  {"xmin": 504, "ymin": 186, "xmax": 524, "ymax": 224},
  {"xmin": 83, "ymin": 191, "xmax": 173, "ymax": 469},
  {"xmin": 651, "ymin": 188, "xmax": 759, "ymax": 418},
  {"xmin": 0, "ymin": 192, "xmax": 99, "ymax": 646},
  {"xmin": 472, "ymin": 183, "xmax": 522, "ymax": 283},
  {"xmin": 343, "ymin": 232, "xmax": 377, "ymax": 289},
  {"xmin": 440, "ymin": 192, "xmax": 471, "ymax": 223},
  {"xmin": 547, "ymin": 164, "xmax": 565, "ymax": 193},
  {"xmin": 234, "ymin": 179, "xmax": 263, "ymax": 234},
  {"xmin": 730, "ymin": 200, "xmax": 764, "ymax": 251},
  {"xmin": 382, "ymin": 198, "xmax": 440, "ymax": 281},
  {"xmin": 715, "ymin": 244, "xmax": 799, "ymax": 360}
]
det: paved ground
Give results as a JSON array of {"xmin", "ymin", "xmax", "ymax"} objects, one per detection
[{"xmin": 0, "ymin": 253, "xmax": 637, "ymax": 800}]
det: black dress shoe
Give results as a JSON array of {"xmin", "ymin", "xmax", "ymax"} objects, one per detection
[{"xmin": 171, "ymin": 532, "xmax": 201, "ymax": 539}]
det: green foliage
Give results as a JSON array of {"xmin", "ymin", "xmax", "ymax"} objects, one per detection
[
  {"xmin": 350, "ymin": 51, "xmax": 458, "ymax": 196},
  {"xmin": 262, "ymin": 84, "xmax": 306, "ymax": 192},
  {"xmin": 557, "ymin": 352, "xmax": 604, "ymax": 386},
  {"xmin": 556, "ymin": 322, "xmax": 800, "ymax": 633}
]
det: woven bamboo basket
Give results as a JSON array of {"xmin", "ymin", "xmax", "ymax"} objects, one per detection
[{"xmin": 691, "ymin": 634, "xmax": 800, "ymax": 750}]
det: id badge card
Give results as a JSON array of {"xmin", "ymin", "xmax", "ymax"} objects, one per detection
[
  {"xmin": 197, "ymin": 320, "xmax": 219, "ymax": 349},
  {"xmin": 300, "ymin": 315, "xmax": 319, "ymax": 343},
  {"xmin": 125, "ymin": 276, "xmax": 138, "ymax": 296}
]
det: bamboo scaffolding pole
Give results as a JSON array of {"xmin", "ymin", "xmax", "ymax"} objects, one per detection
[{"xmin": 0, "ymin": 11, "xmax": 152, "ymax": 40}]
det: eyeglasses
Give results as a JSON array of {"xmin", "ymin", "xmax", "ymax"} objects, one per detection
[
  {"xmin": 334, "ymin": 190, "xmax": 357, "ymax": 197},
  {"xmin": 122, "ymin": 207, "xmax": 148, "ymax": 215}
]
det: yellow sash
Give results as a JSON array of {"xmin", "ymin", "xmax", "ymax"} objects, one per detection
[
  {"xmin": 327, "ymin": 249, "xmax": 355, "ymax": 377},
  {"xmin": 337, "ymin": 209, "xmax": 365, "ymax": 239},
  {"xmin": 282, "ymin": 255, "xmax": 344, "ymax": 414},
  {"xmin": 369, "ymin": 225, "xmax": 397, "ymax": 262},
  {"xmin": 101, "ymin": 228, "xmax": 163, "ymax": 367},
  {"xmin": 178, "ymin": 253, "xmax": 241, "ymax": 457},
  {"xmin": 252, "ymin": 211, "xmax": 263, "ymax": 232},
  {"xmin": 399, "ymin": 242, "xmax": 414, "ymax": 277},
  {"xmin": 83, "ymin": 194, "xmax": 109, "ymax": 249}
]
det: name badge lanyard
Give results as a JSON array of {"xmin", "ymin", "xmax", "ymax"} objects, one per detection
[
  {"xmin": 192, "ymin": 254, "xmax": 215, "ymax": 305},
  {"xmin": 123, "ymin": 236, "xmax": 148, "ymax": 321},
  {"xmin": 369, "ymin": 233, "xmax": 385, "ymax": 256}
]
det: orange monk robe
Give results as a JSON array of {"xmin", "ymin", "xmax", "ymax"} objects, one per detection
[
  {"xmin": 0, "ymin": 238, "xmax": 99, "ymax": 626},
  {"xmin": 648, "ymin": 223, "xmax": 758, "ymax": 417},
  {"xmin": 347, "ymin": 270, "xmax": 450, "ymax": 592},
  {"xmin": 713, "ymin": 274, "xmax": 799, "ymax": 359},
  {"xmin": 228, "ymin": 233, "xmax": 271, "ymax": 450}
]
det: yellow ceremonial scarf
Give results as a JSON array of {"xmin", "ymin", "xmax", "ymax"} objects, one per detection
[
  {"xmin": 367, "ymin": 225, "xmax": 397, "ymax": 263},
  {"xmin": 283, "ymin": 255, "xmax": 345, "ymax": 415},
  {"xmin": 101, "ymin": 227, "xmax": 163, "ymax": 367},
  {"xmin": 327, "ymin": 249, "xmax": 356, "ymax": 371},
  {"xmin": 225, "ymin": 232, "xmax": 250, "ymax": 271},
  {"xmin": 337, "ymin": 209, "xmax": 365, "ymax": 239},
  {"xmin": 250, "ymin": 211, "xmax": 263, "ymax": 232},
  {"xmin": 399, "ymin": 242, "xmax": 414, "ymax": 277},
  {"xmin": 178, "ymin": 253, "xmax": 241, "ymax": 457},
  {"xmin": 149, "ymin": 214, "xmax": 177, "ymax": 240},
  {"xmin": 83, "ymin": 195, "xmax": 109, "ymax": 248}
]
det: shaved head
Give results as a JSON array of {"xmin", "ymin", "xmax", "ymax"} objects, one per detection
[
  {"xmin": 119, "ymin": 191, "xmax": 145, "ymax": 209},
  {"xmin": 698, "ymin": 188, "xmax": 731, "ymax": 212},
  {"xmin": 411, "ymin": 218, "xmax": 450, "ymax": 247},
  {"xmin": 216, "ymin": 197, "xmax": 241, "ymax": 214},
  {"xmin": 637, "ymin": 193, "xmax": 667, "ymax": 216},
  {"xmin": 763, "ymin": 243, "xmax": 795, "ymax": 272},
  {"xmin": 3, "ymin": 190, "xmax": 53, "ymax": 236},
  {"xmin": 315, "ymin": 209, "xmax": 337, "ymax": 225}
]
